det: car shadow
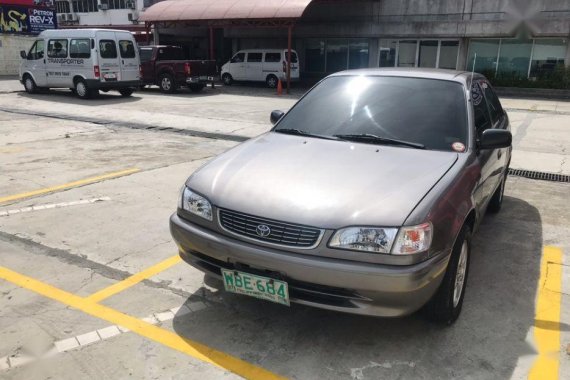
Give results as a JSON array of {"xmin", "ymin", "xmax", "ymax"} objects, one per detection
[
  {"xmin": 171, "ymin": 195, "xmax": 542, "ymax": 379},
  {"xmin": 138, "ymin": 86, "xmax": 220, "ymax": 98},
  {"xmin": 17, "ymin": 89, "xmax": 142, "ymax": 106}
]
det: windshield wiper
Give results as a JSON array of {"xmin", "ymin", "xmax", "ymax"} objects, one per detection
[
  {"xmin": 274, "ymin": 129, "xmax": 339, "ymax": 141},
  {"xmin": 333, "ymin": 133, "xmax": 425, "ymax": 149}
]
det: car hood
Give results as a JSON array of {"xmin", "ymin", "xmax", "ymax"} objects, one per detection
[{"xmin": 188, "ymin": 133, "xmax": 458, "ymax": 229}]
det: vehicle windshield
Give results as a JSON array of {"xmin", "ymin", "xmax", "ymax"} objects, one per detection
[{"xmin": 274, "ymin": 76, "xmax": 468, "ymax": 151}]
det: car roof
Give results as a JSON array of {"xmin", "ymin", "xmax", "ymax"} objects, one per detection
[
  {"xmin": 329, "ymin": 68, "xmax": 484, "ymax": 87},
  {"xmin": 39, "ymin": 29, "xmax": 133, "ymax": 38}
]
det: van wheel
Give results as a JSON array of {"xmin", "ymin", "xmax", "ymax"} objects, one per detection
[
  {"xmin": 159, "ymin": 74, "xmax": 176, "ymax": 93},
  {"xmin": 119, "ymin": 88, "xmax": 134, "ymax": 97},
  {"xmin": 74, "ymin": 79, "xmax": 91, "ymax": 99},
  {"xmin": 423, "ymin": 225, "xmax": 471, "ymax": 325},
  {"xmin": 222, "ymin": 73, "xmax": 233, "ymax": 86},
  {"xmin": 189, "ymin": 84, "xmax": 205, "ymax": 93},
  {"xmin": 266, "ymin": 75, "xmax": 278, "ymax": 88},
  {"xmin": 23, "ymin": 75, "xmax": 37, "ymax": 94}
]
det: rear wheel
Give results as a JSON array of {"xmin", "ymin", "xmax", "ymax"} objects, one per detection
[
  {"xmin": 74, "ymin": 79, "xmax": 91, "ymax": 99},
  {"xmin": 423, "ymin": 225, "xmax": 472, "ymax": 325},
  {"xmin": 266, "ymin": 74, "xmax": 278, "ymax": 88},
  {"xmin": 119, "ymin": 88, "xmax": 134, "ymax": 97},
  {"xmin": 189, "ymin": 84, "xmax": 205, "ymax": 93},
  {"xmin": 23, "ymin": 75, "xmax": 37, "ymax": 94},
  {"xmin": 222, "ymin": 73, "xmax": 233, "ymax": 86},
  {"xmin": 159, "ymin": 74, "xmax": 176, "ymax": 93}
]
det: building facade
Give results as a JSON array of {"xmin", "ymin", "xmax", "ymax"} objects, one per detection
[{"xmin": 148, "ymin": 0, "xmax": 570, "ymax": 84}]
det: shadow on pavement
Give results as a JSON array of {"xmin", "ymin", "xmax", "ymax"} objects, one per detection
[
  {"xmin": 171, "ymin": 195, "xmax": 542, "ymax": 379},
  {"xmin": 17, "ymin": 89, "xmax": 142, "ymax": 106}
]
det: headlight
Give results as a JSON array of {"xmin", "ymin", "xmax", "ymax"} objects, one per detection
[
  {"xmin": 179, "ymin": 187, "xmax": 212, "ymax": 221},
  {"xmin": 391, "ymin": 223, "xmax": 432, "ymax": 255},
  {"xmin": 329, "ymin": 227, "xmax": 398, "ymax": 253}
]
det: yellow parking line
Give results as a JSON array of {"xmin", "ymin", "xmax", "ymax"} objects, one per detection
[
  {"xmin": 0, "ymin": 168, "xmax": 140, "ymax": 204},
  {"xmin": 529, "ymin": 246, "xmax": 563, "ymax": 380},
  {"xmin": 86, "ymin": 255, "xmax": 182, "ymax": 303},
  {"xmin": 0, "ymin": 266, "xmax": 285, "ymax": 380}
]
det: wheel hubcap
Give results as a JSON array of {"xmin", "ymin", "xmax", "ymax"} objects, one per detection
[
  {"xmin": 268, "ymin": 78, "xmax": 276, "ymax": 87},
  {"xmin": 224, "ymin": 76, "xmax": 230, "ymax": 84},
  {"xmin": 25, "ymin": 79, "xmax": 33, "ymax": 91},
  {"xmin": 453, "ymin": 241, "xmax": 468, "ymax": 307},
  {"xmin": 76, "ymin": 83, "xmax": 86, "ymax": 97},
  {"xmin": 162, "ymin": 78, "xmax": 171, "ymax": 90}
]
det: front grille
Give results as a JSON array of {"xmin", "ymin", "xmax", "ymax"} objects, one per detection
[{"xmin": 218, "ymin": 208, "xmax": 322, "ymax": 248}]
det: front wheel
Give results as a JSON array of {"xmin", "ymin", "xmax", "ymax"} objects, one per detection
[
  {"xmin": 423, "ymin": 225, "xmax": 472, "ymax": 325},
  {"xmin": 119, "ymin": 88, "xmax": 134, "ymax": 97},
  {"xmin": 23, "ymin": 76, "xmax": 37, "ymax": 94},
  {"xmin": 222, "ymin": 73, "xmax": 233, "ymax": 86}
]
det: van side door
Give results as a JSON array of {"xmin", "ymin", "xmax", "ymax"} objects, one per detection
[
  {"xmin": 229, "ymin": 52, "xmax": 246, "ymax": 80},
  {"xmin": 69, "ymin": 38, "xmax": 93, "ymax": 86},
  {"xmin": 96, "ymin": 32, "xmax": 121, "ymax": 83},
  {"xmin": 245, "ymin": 52, "xmax": 263, "ymax": 81},
  {"xmin": 23, "ymin": 39, "xmax": 47, "ymax": 87},
  {"xmin": 46, "ymin": 38, "xmax": 70, "ymax": 87},
  {"xmin": 117, "ymin": 35, "xmax": 139, "ymax": 83}
]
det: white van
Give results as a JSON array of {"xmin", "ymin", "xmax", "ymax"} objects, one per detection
[
  {"xmin": 220, "ymin": 49, "xmax": 300, "ymax": 88},
  {"xmin": 19, "ymin": 29, "xmax": 140, "ymax": 99}
]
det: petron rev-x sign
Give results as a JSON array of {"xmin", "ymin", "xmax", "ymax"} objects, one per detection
[{"xmin": 0, "ymin": 0, "xmax": 56, "ymax": 35}]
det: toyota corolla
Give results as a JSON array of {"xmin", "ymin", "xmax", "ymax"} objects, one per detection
[{"xmin": 170, "ymin": 68, "xmax": 512, "ymax": 324}]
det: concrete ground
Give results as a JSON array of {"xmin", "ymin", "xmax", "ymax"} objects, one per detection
[{"xmin": 0, "ymin": 79, "xmax": 569, "ymax": 380}]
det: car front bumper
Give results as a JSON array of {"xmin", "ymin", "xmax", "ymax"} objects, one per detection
[{"xmin": 170, "ymin": 213, "xmax": 450, "ymax": 317}]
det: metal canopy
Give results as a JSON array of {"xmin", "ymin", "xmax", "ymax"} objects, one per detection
[{"xmin": 139, "ymin": 0, "xmax": 314, "ymax": 23}]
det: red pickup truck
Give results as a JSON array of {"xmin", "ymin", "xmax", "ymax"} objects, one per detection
[{"xmin": 139, "ymin": 45, "xmax": 217, "ymax": 93}]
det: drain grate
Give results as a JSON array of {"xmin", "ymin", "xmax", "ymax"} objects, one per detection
[{"xmin": 508, "ymin": 168, "xmax": 570, "ymax": 183}]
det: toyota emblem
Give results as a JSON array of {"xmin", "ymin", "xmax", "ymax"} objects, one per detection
[{"xmin": 256, "ymin": 224, "xmax": 271, "ymax": 237}]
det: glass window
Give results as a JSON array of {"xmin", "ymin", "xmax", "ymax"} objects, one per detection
[
  {"xmin": 378, "ymin": 39, "xmax": 397, "ymax": 67},
  {"xmin": 119, "ymin": 40, "xmax": 136, "ymax": 58},
  {"xmin": 99, "ymin": 40, "xmax": 117, "ymax": 59},
  {"xmin": 349, "ymin": 40, "xmax": 369, "ymax": 69},
  {"xmin": 497, "ymin": 38, "xmax": 533, "ymax": 78},
  {"xmin": 530, "ymin": 39, "xmax": 567, "ymax": 78},
  {"xmin": 305, "ymin": 39, "xmax": 325, "ymax": 72},
  {"xmin": 482, "ymin": 81, "xmax": 503, "ymax": 124},
  {"xmin": 157, "ymin": 47, "xmax": 184, "ymax": 60},
  {"xmin": 397, "ymin": 40, "xmax": 417, "ymax": 67},
  {"xmin": 231, "ymin": 53, "xmax": 245, "ymax": 63},
  {"xmin": 439, "ymin": 41, "xmax": 459, "ymax": 69},
  {"xmin": 418, "ymin": 40, "xmax": 438, "ymax": 68},
  {"xmin": 139, "ymin": 48, "xmax": 152, "ymax": 63},
  {"xmin": 274, "ymin": 76, "xmax": 468, "ymax": 152},
  {"xmin": 47, "ymin": 39, "xmax": 68, "ymax": 58},
  {"xmin": 265, "ymin": 53, "xmax": 281, "ymax": 63},
  {"xmin": 247, "ymin": 53, "xmax": 262, "ymax": 62},
  {"xmin": 285, "ymin": 51, "xmax": 298, "ymax": 63},
  {"xmin": 56, "ymin": 1, "xmax": 70, "ymax": 13},
  {"xmin": 471, "ymin": 81, "xmax": 492, "ymax": 137},
  {"xmin": 70, "ymin": 39, "xmax": 90, "ymax": 59},
  {"xmin": 72, "ymin": 0, "xmax": 98, "ymax": 12},
  {"xmin": 467, "ymin": 39, "xmax": 500, "ymax": 75},
  {"xmin": 326, "ymin": 39, "xmax": 348, "ymax": 73},
  {"xmin": 27, "ymin": 40, "xmax": 44, "ymax": 60}
]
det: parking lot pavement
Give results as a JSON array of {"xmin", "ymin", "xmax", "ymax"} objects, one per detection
[{"xmin": 0, "ymin": 81, "xmax": 569, "ymax": 379}]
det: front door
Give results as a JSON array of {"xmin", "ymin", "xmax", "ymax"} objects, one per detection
[
  {"xmin": 229, "ymin": 52, "xmax": 246, "ymax": 80},
  {"xmin": 23, "ymin": 39, "xmax": 47, "ymax": 87},
  {"xmin": 117, "ymin": 36, "xmax": 139, "ymax": 82},
  {"xmin": 96, "ymin": 32, "xmax": 121, "ymax": 84}
]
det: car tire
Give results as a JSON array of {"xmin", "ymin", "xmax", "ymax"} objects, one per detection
[
  {"xmin": 488, "ymin": 171, "xmax": 507, "ymax": 213},
  {"xmin": 74, "ymin": 79, "xmax": 91, "ymax": 99},
  {"xmin": 222, "ymin": 73, "xmax": 233, "ymax": 86},
  {"xmin": 159, "ymin": 74, "xmax": 176, "ymax": 93},
  {"xmin": 119, "ymin": 88, "xmax": 134, "ymax": 97},
  {"xmin": 423, "ymin": 225, "xmax": 472, "ymax": 325},
  {"xmin": 189, "ymin": 84, "xmax": 205, "ymax": 93},
  {"xmin": 23, "ymin": 75, "xmax": 37, "ymax": 94},
  {"xmin": 266, "ymin": 74, "xmax": 278, "ymax": 88}
]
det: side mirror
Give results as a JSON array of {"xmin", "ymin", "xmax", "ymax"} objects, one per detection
[
  {"xmin": 270, "ymin": 110, "xmax": 285, "ymax": 125},
  {"xmin": 479, "ymin": 129, "xmax": 512, "ymax": 149},
  {"xmin": 20, "ymin": 50, "xmax": 27, "ymax": 59}
]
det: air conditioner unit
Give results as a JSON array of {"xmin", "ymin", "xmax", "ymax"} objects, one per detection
[
  {"xmin": 68, "ymin": 13, "xmax": 78, "ymax": 21},
  {"xmin": 98, "ymin": 3, "xmax": 109, "ymax": 10},
  {"xmin": 126, "ymin": 1, "xmax": 136, "ymax": 9},
  {"xmin": 127, "ymin": 12, "xmax": 139, "ymax": 22},
  {"xmin": 56, "ymin": 14, "xmax": 65, "ymax": 23}
]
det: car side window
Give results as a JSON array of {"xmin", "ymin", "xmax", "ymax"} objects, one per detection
[
  {"xmin": 70, "ymin": 39, "xmax": 91, "ymax": 59},
  {"xmin": 247, "ymin": 53, "xmax": 262, "ymax": 63},
  {"xmin": 231, "ymin": 53, "xmax": 245, "ymax": 63},
  {"xmin": 47, "ymin": 39, "xmax": 68, "ymax": 58},
  {"xmin": 99, "ymin": 40, "xmax": 117, "ymax": 59},
  {"xmin": 265, "ymin": 53, "xmax": 280, "ymax": 62},
  {"xmin": 472, "ymin": 81, "xmax": 492, "ymax": 139},
  {"xmin": 27, "ymin": 40, "xmax": 44, "ymax": 60},
  {"xmin": 482, "ymin": 82, "xmax": 504, "ymax": 125}
]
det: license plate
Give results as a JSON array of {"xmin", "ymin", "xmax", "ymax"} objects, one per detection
[
  {"xmin": 222, "ymin": 269, "xmax": 289, "ymax": 306},
  {"xmin": 103, "ymin": 73, "xmax": 116, "ymax": 79}
]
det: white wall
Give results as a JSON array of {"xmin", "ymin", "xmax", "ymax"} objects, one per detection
[
  {"xmin": 0, "ymin": 35, "xmax": 36, "ymax": 76},
  {"xmin": 72, "ymin": 0, "xmax": 144, "ymax": 26}
]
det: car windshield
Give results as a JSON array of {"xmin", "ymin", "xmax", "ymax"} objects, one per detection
[{"xmin": 274, "ymin": 76, "xmax": 468, "ymax": 151}]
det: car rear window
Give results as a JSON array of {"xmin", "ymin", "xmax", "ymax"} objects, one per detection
[
  {"xmin": 99, "ymin": 40, "xmax": 117, "ymax": 59},
  {"xmin": 285, "ymin": 52, "xmax": 298, "ymax": 63},
  {"xmin": 158, "ymin": 47, "xmax": 185, "ymax": 60},
  {"xmin": 275, "ymin": 76, "xmax": 468, "ymax": 152},
  {"xmin": 119, "ymin": 40, "xmax": 136, "ymax": 59}
]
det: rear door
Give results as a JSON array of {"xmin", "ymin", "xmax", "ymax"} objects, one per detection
[
  {"xmin": 96, "ymin": 32, "xmax": 120, "ymax": 83},
  {"xmin": 245, "ymin": 52, "xmax": 263, "ymax": 81},
  {"xmin": 117, "ymin": 34, "xmax": 139, "ymax": 83}
]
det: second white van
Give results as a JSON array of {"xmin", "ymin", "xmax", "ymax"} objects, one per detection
[
  {"xmin": 19, "ymin": 29, "xmax": 140, "ymax": 99},
  {"xmin": 220, "ymin": 49, "xmax": 299, "ymax": 88}
]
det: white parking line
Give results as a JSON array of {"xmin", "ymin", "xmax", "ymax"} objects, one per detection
[
  {"xmin": 0, "ymin": 197, "xmax": 111, "ymax": 217},
  {"xmin": 0, "ymin": 300, "xmax": 208, "ymax": 371}
]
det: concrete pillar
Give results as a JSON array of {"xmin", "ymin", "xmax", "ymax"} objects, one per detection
[
  {"xmin": 457, "ymin": 37, "xmax": 470, "ymax": 70},
  {"xmin": 368, "ymin": 38, "xmax": 379, "ymax": 68},
  {"xmin": 232, "ymin": 38, "xmax": 239, "ymax": 55},
  {"xmin": 153, "ymin": 25, "xmax": 160, "ymax": 45},
  {"xmin": 565, "ymin": 38, "xmax": 570, "ymax": 67}
]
